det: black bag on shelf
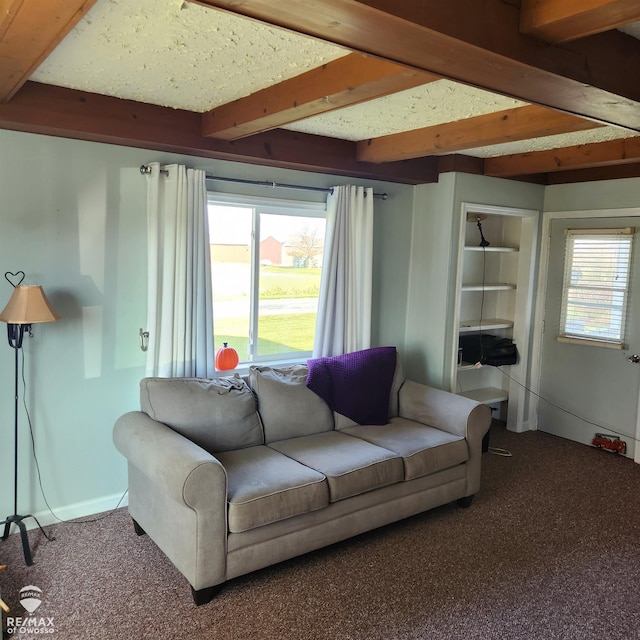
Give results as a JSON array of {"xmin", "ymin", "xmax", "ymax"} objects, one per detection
[{"xmin": 459, "ymin": 333, "xmax": 518, "ymax": 366}]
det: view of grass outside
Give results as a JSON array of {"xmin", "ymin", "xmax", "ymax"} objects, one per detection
[
  {"xmin": 260, "ymin": 267, "xmax": 321, "ymax": 299},
  {"xmin": 216, "ymin": 312, "xmax": 318, "ymax": 358},
  {"xmin": 214, "ymin": 266, "xmax": 321, "ymax": 359}
]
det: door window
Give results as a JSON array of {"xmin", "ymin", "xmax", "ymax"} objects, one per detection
[{"xmin": 559, "ymin": 227, "xmax": 634, "ymax": 347}]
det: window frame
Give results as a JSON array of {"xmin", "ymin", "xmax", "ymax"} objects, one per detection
[
  {"xmin": 558, "ymin": 227, "xmax": 634, "ymax": 349},
  {"xmin": 207, "ymin": 191, "xmax": 327, "ymax": 365}
]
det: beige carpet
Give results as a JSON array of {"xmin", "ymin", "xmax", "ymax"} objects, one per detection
[{"xmin": 2, "ymin": 424, "xmax": 640, "ymax": 640}]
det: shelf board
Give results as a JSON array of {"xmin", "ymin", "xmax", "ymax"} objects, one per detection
[
  {"xmin": 459, "ymin": 318, "xmax": 513, "ymax": 332},
  {"xmin": 464, "ymin": 246, "xmax": 518, "ymax": 253},
  {"xmin": 461, "ymin": 283, "xmax": 516, "ymax": 291},
  {"xmin": 458, "ymin": 387, "xmax": 509, "ymax": 404}
]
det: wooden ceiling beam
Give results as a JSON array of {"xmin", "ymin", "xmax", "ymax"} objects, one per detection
[
  {"xmin": 484, "ymin": 135, "xmax": 640, "ymax": 177},
  {"xmin": 192, "ymin": 0, "xmax": 640, "ymax": 132},
  {"xmin": 520, "ymin": 0, "xmax": 640, "ymax": 43},
  {"xmin": 357, "ymin": 105, "xmax": 603, "ymax": 163},
  {"xmin": 546, "ymin": 161, "xmax": 640, "ymax": 184},
  {"xmin": 203, "ymin": 53, "xmax": 437, "ymax": 140},
  {"xmin": 0, "ymin": 0, "xmax": 98, "ymax": 102},
  {"xmin": 0, "ymin": 82, "xmax": 438, "ymax": 184},
  {"xmin": 437, "ymin": 154, "xmax": 484, "ymax": 176}
]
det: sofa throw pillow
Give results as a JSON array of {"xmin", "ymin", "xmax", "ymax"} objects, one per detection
[
  {"xmin": 140, "ymin": 376, "xmax": 264, "ymax": 453},
  {"xmin": 249, "ymin": 365, "xmax": 334, "ymax": 443},
  {"xmin": 334, "ymin": 356, "xmax": 404, "ymax": 427},
  {"xmin": 306, "ymin": 346, "xmax": 398, "ymax": 425}
]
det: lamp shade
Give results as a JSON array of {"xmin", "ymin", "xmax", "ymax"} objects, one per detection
[{"xmin": 0, "ymin": 285, "xmax": 60, "ymax": 325}]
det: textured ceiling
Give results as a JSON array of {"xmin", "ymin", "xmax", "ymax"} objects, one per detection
[
  {"xmin": 31, "ymin": 0, "xmax": 349, "ymax": 112},
  {"xmin": 284, "ymin": 81, "xmax": 527, "ymax": 141},
  {"xmin": 28, "ymin": 0, "xmax": 640, "ymax": 159}
]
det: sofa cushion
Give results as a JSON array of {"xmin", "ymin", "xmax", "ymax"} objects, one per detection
[
  {"xmin": 269, "ymin": 431, "xmax": 403, "ymax": 502},
  {"xmin": 249, "ymin": 364, "xmax": 334, "ymax": 443},
  {"xmin": 341, "ymin": 417, "xmax": 468, "ymax": 481},
  {"xmin": 216, "ymin": 445, "xmax": 329, "ymax": 533},
  {"xmin": 140, "ymin": 376, "xmax": 263, "ymax": 453}
]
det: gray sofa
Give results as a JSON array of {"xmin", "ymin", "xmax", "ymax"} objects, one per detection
[{"xmin": 113, "ymin": 358, "xmax": 491, "ymax": 605}]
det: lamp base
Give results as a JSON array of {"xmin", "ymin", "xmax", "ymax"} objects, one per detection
[{"xmin": 1, "ymin": 513, "xmax": 55, "ymax": 566}]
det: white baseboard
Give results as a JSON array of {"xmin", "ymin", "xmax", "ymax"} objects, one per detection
[
  {"xmin": 505, "ymin": 419, "xmax": 531, "ymax": 433},
  {"xmin": 8, "ymin": 491, "xmax": 129, "ymax": 532}
]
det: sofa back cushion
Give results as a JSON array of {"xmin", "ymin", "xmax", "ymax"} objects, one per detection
[
  {"xmin": 140, "ymin": 376, "xmax": 264, "ymax": 453},
  {"xmin": 249, "ymin": 364, "xmax": 334, "ymax": 443},
  {"xmin": 388, "ymin": 356, "xmax": 405, "ymax": 418}
]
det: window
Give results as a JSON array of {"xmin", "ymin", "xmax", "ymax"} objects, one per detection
[
  {"xmin": 559, "ymin": 227, "xmax": 634, "ymax": 347},
  {"xmin": 208, "ymin": 193, "xmax": 326, "ymax": 364}
]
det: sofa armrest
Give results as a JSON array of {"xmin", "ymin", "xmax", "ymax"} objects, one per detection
[
  {"xmin": 113, "ymin": 411, "xmax": 227, "ymax": 509},
  {"xmin": 113, "ymin": 411, "xmax": 228, "ymax": 590},
  {"xmin": 399, "ymin": 380, "xmax": 491, "ymax": 498},
  {"xmin": 399, "ymin": 380, "xmax": 491, "ymax": 439}
]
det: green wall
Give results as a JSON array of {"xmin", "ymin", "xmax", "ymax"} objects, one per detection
[
  {"xmin": 544, "ymin": 178, "xmax": 640, "ymax": 212},
  {"xmin": 0, "ymin": 129, "xmax": 414, "ymax": 523},
  {"xmin": 404, "ymin": 175, "xmax": 456, "ymax": 384}
]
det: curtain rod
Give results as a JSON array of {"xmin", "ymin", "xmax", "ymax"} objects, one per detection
[{"xmin": 139, "ymin": 165, "xmax": 388, "ymax": 200}]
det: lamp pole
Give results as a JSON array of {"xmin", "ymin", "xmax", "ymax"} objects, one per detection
[
  {"xmin": 1, "ymin": 323, "xmax": 38, "ymax": 565},
  {"xmin": 11, "ymin": 326, "xmax": 20, "ymax": 519},
  {"xmin": 0, "ymin": 278, "xmax": 59, "ymax": 566}
]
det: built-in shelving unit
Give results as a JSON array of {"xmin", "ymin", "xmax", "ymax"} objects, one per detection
[{"xmin": 451, "ymin": 203, "xmax": 538, "ymax": 432}]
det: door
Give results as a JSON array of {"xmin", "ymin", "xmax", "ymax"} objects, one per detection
[{"xmin": 538, "ymin": 216, "xmax": 640, "ymax": 460}]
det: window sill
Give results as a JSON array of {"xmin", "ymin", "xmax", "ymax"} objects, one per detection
[
  {"xmin": 557, "ymin": 335, "xmax": 624, "ymax": 350},
  {"xmin": 213, "ymin": 355, "xmax": 310, "ymax": 378}
]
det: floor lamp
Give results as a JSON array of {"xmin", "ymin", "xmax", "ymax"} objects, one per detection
[{"xmin": 0, "ymin": 274, "xmax": 60, "ymax": 565}]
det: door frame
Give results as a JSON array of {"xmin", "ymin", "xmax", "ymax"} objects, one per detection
[{"xmin": 529, "ymin": 206, "xmax": 640, "ymax": 463}]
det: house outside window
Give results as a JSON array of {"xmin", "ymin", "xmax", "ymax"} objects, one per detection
[
  {"xmin": 208, "ymin": 193, "xmax": 326, "ymax": 364},
  {"xmin": 559, "ymin": 227, "xmax": 634, "ymax": 348}
]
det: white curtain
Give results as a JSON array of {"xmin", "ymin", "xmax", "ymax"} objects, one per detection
[
  {"xmin": 145, "ymin": 162, "xmax": 215, "ymax": 377},
  {"xmin": 313, "ymin": 185, "xmax": 374, "ymax": 357}
]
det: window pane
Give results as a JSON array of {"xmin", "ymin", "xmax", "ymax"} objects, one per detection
[
  {"xmin": 256, "ymin": 213, "xmax": 325, "ymax": 358},
  {"xmin": 560, "ymin": 230, "xmax": 633, "ymax": 345},
  {"xmin": 565, "ymin": 287, "xmax": 625, "ymax": 340},
  {"xmin": 570, "ymin": 237, "xmax": 631, "ymax": 290},
  {"xmin": 208, "ymin": 200, "xmax": 326, "ymax": 364},
  {"xmin": 209, "ymin": 205, "xmax": 252, "ymax": 360}
]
